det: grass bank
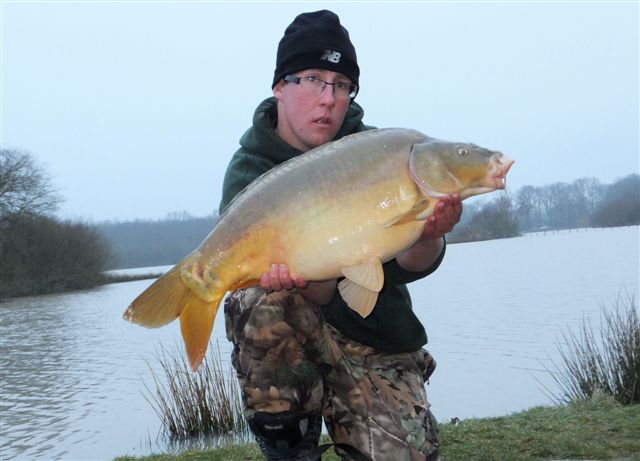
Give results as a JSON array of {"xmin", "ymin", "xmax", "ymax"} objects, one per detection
[{"xmin": 115, "ymin": 393, "xmax": 639, "ymax": 461}]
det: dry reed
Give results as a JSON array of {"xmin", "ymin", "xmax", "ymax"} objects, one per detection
[
  {"xmin": 547, "ymin": 293, "xmax": 639, "ymax": 405},
  {"xmin": 144, "ymin": 340, "xmax": 249, "ymax": 440}
]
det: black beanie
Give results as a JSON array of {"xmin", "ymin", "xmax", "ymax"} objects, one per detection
[{"xmin": 272, "ymin": 10, "xmax": 360, "ymax": 89}]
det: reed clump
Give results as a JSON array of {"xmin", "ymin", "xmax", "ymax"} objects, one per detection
[
  {"xmin": 549, "ymin": 293, "xmax": 639, "ymax": 405},
  {"xmin": 145, "ymin": 341, "xmax": 249, "ymax": 440}
]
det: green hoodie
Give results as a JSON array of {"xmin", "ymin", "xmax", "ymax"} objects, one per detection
[{"xmin": 219, "ymin": 97, "xmax": 444, "ymax": 352}]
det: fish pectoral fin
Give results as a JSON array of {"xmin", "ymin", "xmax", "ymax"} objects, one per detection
[
  {"xmin": 380, "ymin": 208, "xmax": 416, "ymax": 227},
  {"xmin": 179, "ymin": 291, "xmax": 223, "ymax": 372},
  {"xmin": 381, "ymin": 197, "xmax": 432, "ymax": 227},
  {"xmin": 123, "ymin": 266, "xmax": 187, "ymax": 328},
  {"xmin": 338, "ymin": 278, "xmax": 379, "ymax": 318},
  {"xmin": 340, "ymin": 257, "xmax": 384, "ymax": 292}
]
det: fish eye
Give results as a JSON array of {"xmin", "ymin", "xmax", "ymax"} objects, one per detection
[{"xmin": 458, "ymin": 147, "xmax": 469, "ymax": 156}]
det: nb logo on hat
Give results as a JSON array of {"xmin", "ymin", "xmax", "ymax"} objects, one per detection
[{"xmin": 320, "ymin": 49, "xmax": 342, "ymax": 64}]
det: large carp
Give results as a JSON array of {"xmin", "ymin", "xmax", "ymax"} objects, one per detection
[{"xmin": 124, "ymin": 128, "xmax": 514, "ymax": 371}]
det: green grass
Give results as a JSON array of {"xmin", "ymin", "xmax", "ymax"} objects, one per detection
[
  {"xmin": 115, "ymin": 393, "xmax": 640, "ymax": 461},
  {"xmin": 439, "ymin": 392, "xmax": 639, "ymax": 461}
]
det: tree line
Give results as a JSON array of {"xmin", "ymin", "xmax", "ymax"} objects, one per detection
[
  {"xmin": 96, "ymin": 214, "xmax": 217, "ymax": 269},
  {"xmin": 448, "ymin": 174, "xmax": 639, "ymax": 243}
]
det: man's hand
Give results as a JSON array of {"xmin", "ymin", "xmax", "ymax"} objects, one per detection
[
  {"xmin": 396, "ymin": 194, "xmax": 462, "ymax": 272},
  {"xmin": 260, "ymin": 263, "xmax": 307, "ymax": 292},
  {"xmin": 259, "ymin": 263, "xmax": 336, "ymax": 305},
  {"xmin": 421, "ymin": 194, "xmax": 463, "ymax": 241}
]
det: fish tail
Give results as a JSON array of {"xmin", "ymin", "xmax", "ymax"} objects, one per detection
[
  {"xmin": 179, "ymin": 290, "xmax": 224, "ymax": 372},
  {"xmin": 124, "ymin": 265, "xmax": 225, "ymax": 371},
  {"xmin": 123, "ymin": 266, "xmax": 189, "ymax": 328}
]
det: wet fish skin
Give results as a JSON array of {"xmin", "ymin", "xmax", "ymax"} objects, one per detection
[{"xmin": 123, "ymin": 128, "xmax": 514, "ymax": 371}]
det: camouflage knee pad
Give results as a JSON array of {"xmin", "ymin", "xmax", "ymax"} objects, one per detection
[
  {"xmin": 322, "ymin": 326, "xmax": 440, "ymax": 460},
  {"xmin": 224, "ymin": 288, "xmax": 326, "ymax": 417}
]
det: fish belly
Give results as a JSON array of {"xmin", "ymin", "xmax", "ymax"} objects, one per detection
[
  {"xmin": 286, "ymin": 217, "xmax": 425, "ymax": 280},
  {"xmin": 272, "ymin": 177, "xmax": 428, "ymax": 281}
]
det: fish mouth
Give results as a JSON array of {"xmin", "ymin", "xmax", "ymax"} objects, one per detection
[{"xmin": 489, "ymin": 154, "xmax": 515, "ymax": 189}]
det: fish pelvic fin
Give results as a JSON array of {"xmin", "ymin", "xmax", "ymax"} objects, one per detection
[
  {"xmin": 123, "ymin": 266, "xmax": 188, "ymax": 328},
  {"xmin": 338, "ymin": 279, "xmax": 379, "ymax": 318},
  {"xmin": 338, "ymin": 257, "xmax": 384, "ymax": 318},
  {"xmin": 179, "ymin": 291, "xmax": 224, "ymax": 372},
  {"xmin": 340, "ymin": 257, "xmax": 384, "ymax": 292}
]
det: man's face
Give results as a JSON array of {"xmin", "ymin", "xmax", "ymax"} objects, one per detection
[{"xmin": 273, "ymin": 69, "xmax": 353, "ymax": 152}]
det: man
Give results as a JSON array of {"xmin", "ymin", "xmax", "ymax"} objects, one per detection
[{"xmin": 220, "ymin": 10, "xmax": 462, "ymax": 461}]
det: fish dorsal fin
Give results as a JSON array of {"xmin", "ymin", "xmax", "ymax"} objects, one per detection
[
  {"xmin": 340, "ymin": 257, "xmax": 384, "ymax": 292},
  {"xmin": 338, "ymin": 279, "xmax": 379, "ymax": 318}
]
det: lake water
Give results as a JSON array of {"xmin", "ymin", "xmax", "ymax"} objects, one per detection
[{"xmin": 1, "ymin": 226, "xmax": 638, "ymax": 460}]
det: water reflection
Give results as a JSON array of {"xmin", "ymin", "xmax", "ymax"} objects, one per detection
[
  {"xmin": 1, "ymin": 227, "xmax": 638, "ymax": 460},
  {"xmin": 3, "ymin": 291, "xmax": 110, "ymax": 459}
]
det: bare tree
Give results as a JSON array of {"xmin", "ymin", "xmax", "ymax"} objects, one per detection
[
  {"xmin": 493, "ymin": 192, "xmax": 520, "ymax": 237},
  {"xmin": 0, "ymin": 149, "xmax": 61, "ymax": 222},
  {"xmin": 0, "ymin": 149, "xmax": 113, "ymax": 298},
  {"xmin": 516, "ymin": 185, "xmax": 537, "ymax": 230},
  {"xmin": 582, "ymin": 177, "xmax": 605, "ymax": 214}
]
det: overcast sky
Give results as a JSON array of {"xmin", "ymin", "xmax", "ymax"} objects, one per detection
[{"xmin": 2, "ymin": 1, "xmax": 638, "ymax": 222}]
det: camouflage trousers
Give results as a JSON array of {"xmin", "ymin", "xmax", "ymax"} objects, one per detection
[{"xmin": 224, "ymin": 288, "xmax": 440, "ymax": 461}]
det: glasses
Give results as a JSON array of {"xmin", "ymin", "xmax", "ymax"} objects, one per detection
[{"xmin": 283, "ymin": 75, "xmax": 359, "ymax": 99}]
